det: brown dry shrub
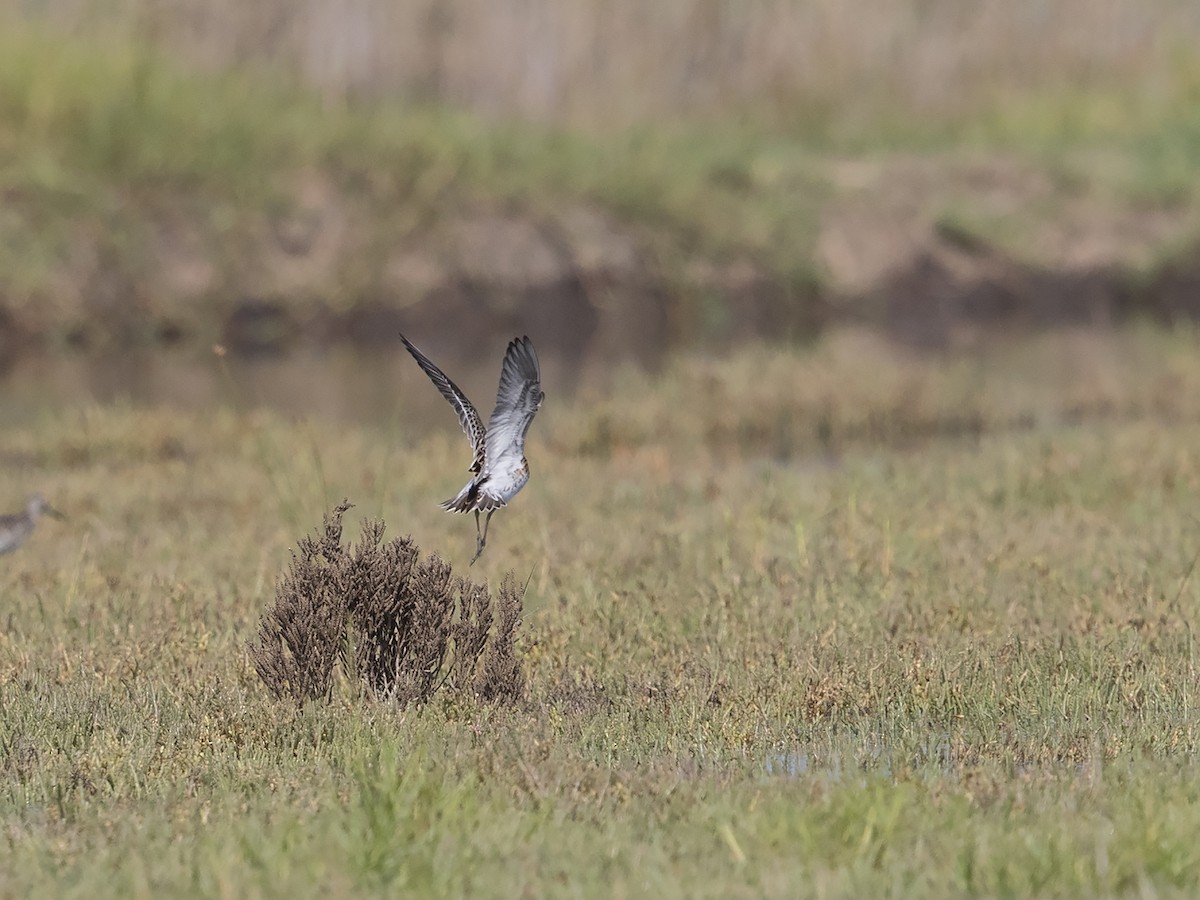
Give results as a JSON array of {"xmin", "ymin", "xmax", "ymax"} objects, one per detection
[{"xmin": 250, "ymin": 500, "xmax": 525, "ymax": 706}]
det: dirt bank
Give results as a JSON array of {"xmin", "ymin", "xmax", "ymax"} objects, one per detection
[{"xmin": 1, "ymin": 158, "xmax": 1196, "ymax": 364}]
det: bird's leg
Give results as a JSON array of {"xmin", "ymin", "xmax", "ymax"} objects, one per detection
[{"xmin": 470, "ymin": 510, "xmax": 494, "ymax": 566}]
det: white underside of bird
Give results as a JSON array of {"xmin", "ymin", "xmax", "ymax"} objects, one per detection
[{"xmin": 440, "ymin": 456, "xmax": 529, "ymax": 513}]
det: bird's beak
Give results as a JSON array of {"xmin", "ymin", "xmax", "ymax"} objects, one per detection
[{"xmin": 45, "ymin": 506, "xmax": 66, "ymax": 521}]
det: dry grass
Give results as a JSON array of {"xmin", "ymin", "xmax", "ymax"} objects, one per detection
[
  {"xmin": 1, "ymin": 326, "xmax": 1200, "ymax": 895},
  {"xmin": 15, "ymin": 0, "xmax": 1200, "ymax": 130}
]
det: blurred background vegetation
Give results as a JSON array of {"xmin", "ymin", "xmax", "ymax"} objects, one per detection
[
  {"xmin": 1, "ymin": 0, "xmax": 1199, "ymax": 373},
  {"xmin": 16, "ymin": 0, "xmax": 1200, "ymax": 128}
]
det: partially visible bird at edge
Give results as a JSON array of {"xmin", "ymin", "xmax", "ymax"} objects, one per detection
[
  {"xmin": 400, "ymin": 333, "xmax": 545, "ymax": 565},
  {"xmin": 0, "ymin": 493, "xmax": 65, "ymax": 555}
]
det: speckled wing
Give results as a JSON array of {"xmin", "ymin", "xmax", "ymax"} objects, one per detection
[
  {"xmin": 483, "ymin": 336, "xmax": 542, "ymax": 471},
  {"xmin": 400, "ymin": 334, "xmax": 486, "ymax": 472}
]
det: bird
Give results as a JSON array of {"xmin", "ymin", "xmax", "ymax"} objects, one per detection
[
  {"xmin": 0, "ymin": 493, "xmax": 65, "ymax": 555},
  {"xmin": 400, "ymin": 333, "xmax": 544, "ymax": 565}
]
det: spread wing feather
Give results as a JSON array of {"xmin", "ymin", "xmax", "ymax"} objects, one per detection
[
  {"xmin": 400, "ymin": 334, "xmax": 487, "ymax": 472},
  {"xmin": 483, "ymin": 336, "xmax": 542, "ymax": 471}
]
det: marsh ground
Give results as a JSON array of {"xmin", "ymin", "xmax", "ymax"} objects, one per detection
[
  {"xmin": 2, "ymin": 326, "xmax": 1200, "ymax": 896},
  {"xmin": 4, "ymin": 6, "xmax": 1200, "ymax": 892}
]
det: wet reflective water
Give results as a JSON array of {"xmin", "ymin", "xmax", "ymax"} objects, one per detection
[
  {"xmin": 764, "ymin": 749, "xmax": 813, "ymax": 778},
  {"xmin": 0, "ymin": 345, "xmax": 598, "ymax": 427},
  {"xmin": 763, "ymin": 738, "xmax": 1100, "ymax": 783}
]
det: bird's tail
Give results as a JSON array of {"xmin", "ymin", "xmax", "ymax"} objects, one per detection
[
  {"xmin": 441, "ymin": 480, "xmax": 478, "ymax": 513},
  {"xmin": 440, "ymin": 479, "xmax": 507, "ymax": 513}
]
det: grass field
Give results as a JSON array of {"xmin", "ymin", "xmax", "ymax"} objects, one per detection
[{"xmin": 2, "ymin": 327, "xmax": 1200, "ymax": 896}]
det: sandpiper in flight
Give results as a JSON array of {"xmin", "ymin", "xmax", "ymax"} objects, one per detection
[
  {"xmin": 0, "ymin": 494, "xmax": 65, "ymax": 555},
  {"xmin": 400, "ymin": 333, "xmax": 545, "ymax": 564}
]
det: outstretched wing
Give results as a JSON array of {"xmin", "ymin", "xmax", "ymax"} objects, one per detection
[
  {"xmin": 400, "ymin": 334, "xmax": 486, "ymax": 471},
  {"xmin": 483, "ymin": 336, "xmax": 543, "ymax": 470}
]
